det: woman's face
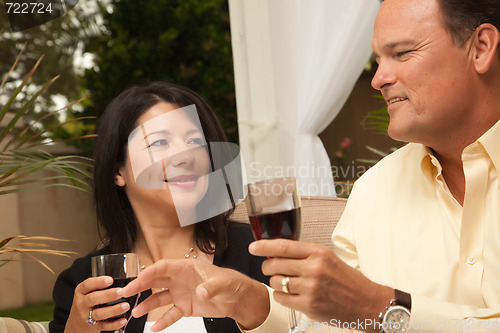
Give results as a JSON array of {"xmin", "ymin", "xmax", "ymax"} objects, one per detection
[{"xmin": 116, "ymin": 102, "xmax": 211, "ymax": 225}]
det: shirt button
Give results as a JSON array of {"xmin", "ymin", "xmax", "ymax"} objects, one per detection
[{"xmin": 467, "ymin": 256, "xmax": 476, "ymax": 265}]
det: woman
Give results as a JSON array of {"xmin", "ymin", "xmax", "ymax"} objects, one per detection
[{"xmin": 49, "ymin": 82, "xmax": 268, "ymax": 333}]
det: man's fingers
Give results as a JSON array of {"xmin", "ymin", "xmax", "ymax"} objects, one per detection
[
  {"xmin": 196, "ymin": 267, "xmax": 251, "ymax": 302},
  {"xmin": 151, "ymin": 306, "xmax": 183, "ymax": 332},
  {"xmin": 122, "ymin": 260, "xmax": 190, "ymax": 297},
  {"xmin": 272, "ymin": 290, "xmax": 306, "ymax": 314},
  {"xmin": 195, "ymin": 273, "xmax": 232, "ymax": 301},
  {"xmin": 249, "ymin": 239, "xmax": 316, "ymax": 259},
  {"xmin": 132, "ymin": 290, "xmax": 174, "ymax": 318},
  {"xmin": 122, "ymin": 266, "xmax": 160, "ymax": 297},
  {"xmin": 269, "ymin": 275, "xmax": 301, "ymax": 295},
  {"xmin": 261, "ymin": 257, "xmax": 305, "ymax": 277}
]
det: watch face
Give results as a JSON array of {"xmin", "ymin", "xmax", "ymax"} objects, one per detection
[{"xmin": 383, "ymin": 306, "xmax": 411, "ymax": 333}]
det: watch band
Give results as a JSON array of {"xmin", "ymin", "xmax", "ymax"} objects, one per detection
[
  {"xmin": 378, "ymin": 290, "xmax": 412, "ymax": 333},
  {"xmin": 395, "ymin": 289, "xmax": 412, "ymax": 310}
]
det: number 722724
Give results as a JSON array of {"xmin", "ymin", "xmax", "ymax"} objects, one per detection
[{"xmin": 5, "ymin": 2, "xmax": 54, "ymax": 14}]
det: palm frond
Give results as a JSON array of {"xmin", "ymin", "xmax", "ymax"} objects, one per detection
[
  {"xmin": 4, "ymin": 98, "xmax": 87, "ymax": 151},
  {"xmin": 357, "ymin": 146, "xmax": 399, "ymax": 165},
  {"xmin": 0, "ymin": 151, "xmax": 92, "ymax": 193},
  {"xmin": 365, "ymin": 145, "xmax": 391, "ymax": 157},
  {"xmin": 7, "ymin": 98, "xmax": 84, "ymax": 147},
  {"xmin": 21, "ymin": 115, "xmax": 95, "ymax": 149},
  {"xmin": 0, "ymin": 51, "xmax": 45, "ymax": 116},
  {"xmin": 0, "ymin": 46, "xmax": 93, "ymax": 272},
  {"xmin": 361, "ymin": 96, "xmax": 390, "ymax": 135},
  {"xmin": 0, "ymin": 235, "xmax": 77, "ymax": 274},
  {"xmin": 0, "ymin": 43, "xmax": 26, "ymax": 90},
  {"xmin": 358, "ymin": 95, "xmax": 403, "ymax": 165},
  {"xmin": 0, "ymin": 236, "xmax": 17, "ymax": 248},
  {"xmin": 0, "ymin": 48, "xmax": 94, "ymax": 194}
]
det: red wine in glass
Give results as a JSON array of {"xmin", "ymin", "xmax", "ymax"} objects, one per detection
[
  {"xmin": 96, "ymin": 277, "xmax": 139, "ymax": 322},
  {"xmin": 249, "ymin": 207, "xmax": 302, "ymax": 240},
  {"xmin": 245, "ymin": 177, "xmax": 303, "ymax": 333},
  {"xmin": 91, "ymin": 253, "xmax": 140, "ymax": 333}
]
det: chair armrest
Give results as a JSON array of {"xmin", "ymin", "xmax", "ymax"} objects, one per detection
[{"xmin": 0, "ymin": 317, "xmax": 48, "ymax": 333}]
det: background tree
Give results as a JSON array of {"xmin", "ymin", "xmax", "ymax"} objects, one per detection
[
  {"xmin": 82, "ymin": 0, "xmax": 238, "ymax": 146},
  {"xmin": 0, "ymin": 1, "xmax": 103, "ymax": 151}
]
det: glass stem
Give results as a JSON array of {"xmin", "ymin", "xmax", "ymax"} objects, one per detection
[{"xmin": 289, "ymin": 309, "xmax": 301, "ymax": 333}]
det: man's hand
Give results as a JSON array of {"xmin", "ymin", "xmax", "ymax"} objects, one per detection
[
  {"xmin": 250, "ymin": 239, "xmax": 394, "ymax": 332},
  {"xmin": 121, "ymin": 259, "xmax": 270, "ymax": 332}
]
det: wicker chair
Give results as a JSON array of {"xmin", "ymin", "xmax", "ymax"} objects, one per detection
[
  {"xmin": 0, "ymin": 317, "xmax": 49, "ymax": 333},
  {"xmin": 229, "ymin": 196, "xmax": 347, "ymax": 250}
]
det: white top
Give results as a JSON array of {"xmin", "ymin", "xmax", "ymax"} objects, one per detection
[{"xmin": 143, "ymin": 317, "xmax": 208, "ymax": 333}]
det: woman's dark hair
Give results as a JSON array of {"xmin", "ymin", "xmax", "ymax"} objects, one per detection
[{"xmin": 93, "ymin": 82, "xmax": 231, "ymax": 254}]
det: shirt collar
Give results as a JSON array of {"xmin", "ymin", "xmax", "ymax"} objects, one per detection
[
  {"xmin": 419, "ymin": 118, "xmax": 500, "ymax": 180},
  {"xmin": 419, "ymin": 144, "xmax": 441, "ymax": 184},
  {"xmin": 475, "ymin": 118, "xmax": 500, "ymax": 175}
]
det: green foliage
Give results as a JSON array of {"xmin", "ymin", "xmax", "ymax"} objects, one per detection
[
  {"xmin": 1, "ymin": 1, "xmax": 104, "ymax": 151},
  {"xmin": 0, "ymin": 44, "xmax": 93, "ymax": 195},
  {"xmin": 0, "ymin": 45, "xmax": 94, "ymax": 273},
  {"xmin": 0, "ymin": 2, "xmax": 103, "ymax": 115},
  {"xmin": 361, "ymin": 95, "xmax": 390, "ymax": 135},
  {"xmin": 357, "ymin": 146, "xmax": 399, "ymax": 165},
  {"xmin": 359, "ymin": 95, "xmax": 398, "ymax": 164},
  {"xmin": 0, "ymin": 301, "xmax": 54, "ymax": 321},
  {"xmin": 82, "ymin": 0, "xmax": 238, "ymax": 149}
]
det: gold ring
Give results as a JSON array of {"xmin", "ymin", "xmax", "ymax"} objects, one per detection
[{"xmin": 281, "ymin": 276, "xmax": 290, "ymax": 294}]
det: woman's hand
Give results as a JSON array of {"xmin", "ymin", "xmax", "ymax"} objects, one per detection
[
  {"xmin": 63, "ymin": 276, "xmax": 131, "ymax": 333},
  {"xmin": 121, "ymin": 260, "xmax": 270, "ymax": 332}
]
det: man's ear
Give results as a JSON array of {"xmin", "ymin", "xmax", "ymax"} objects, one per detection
[
  {"xmin": 115, "ymin": 168, "xmax": 126, "ymax": 187},
  {"xmin": 471, "ymin": 23, "xmax": 500, "ymax": 74}
]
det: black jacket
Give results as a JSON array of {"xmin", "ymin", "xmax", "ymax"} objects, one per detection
[{"xmin": 49, "ymin": 222, "xmax": 269, "ymax": 333}]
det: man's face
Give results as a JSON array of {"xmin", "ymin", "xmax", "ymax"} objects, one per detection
[{"xmin": 371, "ymin": 0, "xmax": 474, "ymax": 147}]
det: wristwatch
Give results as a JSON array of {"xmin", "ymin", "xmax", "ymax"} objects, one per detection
[{"xmin": 379, "ymin": 289, "xmax": 411, "ymax": 333}]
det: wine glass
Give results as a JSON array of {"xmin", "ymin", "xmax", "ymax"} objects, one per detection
[
  {"xmin": 91, "ymin": 253, "xmax": 140, "ymax": 333},
  {"xmin": 245, "ymin": 177, "xmax": 302, "ymax": 333}
]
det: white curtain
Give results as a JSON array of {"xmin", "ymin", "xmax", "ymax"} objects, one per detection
[{"xmin": 229, "ymin": 0, "xmax": 379, "ymax": 196}]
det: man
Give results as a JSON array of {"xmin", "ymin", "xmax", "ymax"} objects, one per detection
[{"xmin": 122, "ymin": 0, "xmax": 500, "ymax": 332}]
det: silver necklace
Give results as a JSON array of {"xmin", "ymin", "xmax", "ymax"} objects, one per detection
[
  {"xmin": 185, "ymin": 247, "xmax": 198, "ymax": 259},
  {"xmin": 140, "ymin": 247, "xmax": 198, "ymax": 270}
]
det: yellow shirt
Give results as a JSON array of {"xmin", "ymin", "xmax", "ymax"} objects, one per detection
[
  {"xmin": 333, "ymin": 120, "xmax": 500, "ymax": 332},
  {"xmin": 248, "ymin": 120, "xmax": 500, "ymax": 333}
]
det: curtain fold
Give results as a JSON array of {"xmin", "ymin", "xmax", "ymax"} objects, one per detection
[{"xmin": 230, "ymin": 0, "xmax": 380, "ymax": 196}]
